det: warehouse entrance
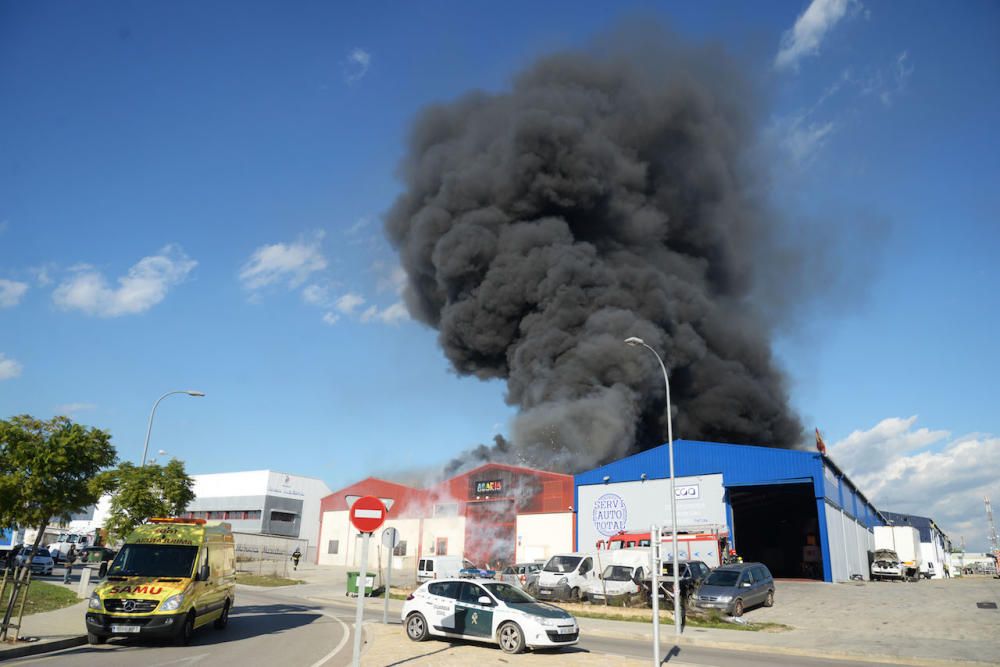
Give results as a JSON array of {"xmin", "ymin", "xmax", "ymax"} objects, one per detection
[{"xmin": 729, "ymin": 483, "xmax": 823, "ymax": 580}]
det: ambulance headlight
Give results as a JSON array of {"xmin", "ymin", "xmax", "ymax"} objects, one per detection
[
  {"xmin": 88, "ymin": 593, "xmax": 103, "ymax": 610},
  {"xmin": 160, "ymin": 593, "xmax": 185, "ymax": 611}
]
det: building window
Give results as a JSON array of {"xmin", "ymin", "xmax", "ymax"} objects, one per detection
[
  {"xmin": 245, "ymin": 510, "xmax": 261, "ymax": 520},
  {"xmin": 328, "ymin": 540, "xmax": 339, "ymax": 555},
  {"xmin": 393, "ymin": 540, "xmax": 407, "ymax": 557},
  {"xmin": 208, "ymin": 511, "xmax": 225, "ymax": 520},
  {"xmin": 436, "ymin": 537, "xmax": 448, "ymax": 556},
  {"xmin": 270, "ymin": 511, "xmax": 296, "ymax": 523}
]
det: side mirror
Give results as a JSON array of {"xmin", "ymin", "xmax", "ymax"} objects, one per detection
[
  {"xmin": 740, "ymin": 581, "xmax": 751, "ymax": 588},
  {"xmin": 598, "ymin": 573, "xmax": 603, "ymax": 580},
  {"xmin": 198, "ymin": 564, "xmax": 210, "ymax": 581},
  {"xmin": 477, "ymin": 595, "xmax": 493, "ymax": 606}
]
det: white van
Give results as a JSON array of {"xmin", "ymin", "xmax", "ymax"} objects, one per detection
[
  {"xmin": 417, "ymin": 556, "xmax": 476, "ymax": 582},
  {"xmin": 536, "ymin": 553, "xmax": 598, "ymax": 602},
  {"xmin": 583, "ymin": 550, "xmax": 650, "ymax": 603}
]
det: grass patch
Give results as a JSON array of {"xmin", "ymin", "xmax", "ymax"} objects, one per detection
[
  {"xmin": 235, "ymin": 573, "xmax": 304, "ymax": 587},
  {"xmin": 20, "ymin": 581, "xmax": 80, "ymax": 616},
  {"xmin": 554, "ymin": 602, "xmax": 789, "ymax": 632}
]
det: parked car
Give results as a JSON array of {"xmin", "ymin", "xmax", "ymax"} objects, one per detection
[
  {"xmin": 585, "ymin": 563, "xmax": 645, "ymax": 604},
  {"xmin": 417, "ymin": 556, "xmax": 477, "ymax": 582},
  {"xmin": 536, "ymin": 552, "xmax": 598, "ymax": 602},
  {"xmin": 15, "ymin": 547, "xmax": 55, "ymax": 575},
  {"xmin": 694, "ymin": 563, "xmax": 774, "ymax": 617},
  {"xmin": 402, "ymin": 578, "xmax": 579, "ymax": 654},
  {"xmin": 499, "ymin": 562, "xmax": 542, "ymax": 594},
  {"xmin": 662, "ymin": 559, "xmax": 711, "ymax": 598}
]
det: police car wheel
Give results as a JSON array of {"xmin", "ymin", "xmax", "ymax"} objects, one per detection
[
  {"xmin": 498, "ymin": 622, "xmax": 525, "ymax": 654},
  {"xmin": 406, "ymin": 613, "xmax": 429, "ymax": 642}
]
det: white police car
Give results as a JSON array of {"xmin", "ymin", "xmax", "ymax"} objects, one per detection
[{"xmin": 402, "ymin": 578, "xmax": 579, "ymax": 654}]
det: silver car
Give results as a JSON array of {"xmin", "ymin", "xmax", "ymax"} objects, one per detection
[
  {"xmin": 15, "ymin": 547, "xmax": 55, "ymax": 575},
  {"xmin": 498, "ymin": 563, "xmax": 542, "ymax": 594},
  {"xmin": 694, "ymin": 563, "xmax": 774, "ymax": 617}
]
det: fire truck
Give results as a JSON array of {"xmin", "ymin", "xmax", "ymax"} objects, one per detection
[{"xmin": 596, "ymin": 528, "xmax": 728, "ymax": 568}]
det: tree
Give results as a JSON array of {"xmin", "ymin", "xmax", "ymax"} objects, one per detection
[
  {"xmin": 0, "ymin": 415, "xmax": 117, "ymax": 638},
  {"xmin": 102, "ymin": 459, "xmax": 196, "ymax": 542}
]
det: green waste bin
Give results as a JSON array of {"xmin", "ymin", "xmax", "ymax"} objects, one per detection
[{"xmin": 346, "ymin": 571, "xmax": 375, "ymax": 597}]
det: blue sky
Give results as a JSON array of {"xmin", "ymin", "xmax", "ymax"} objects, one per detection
[{"xmin": 2, "ymin": 1, "xmax": 998, "ymax": 546}]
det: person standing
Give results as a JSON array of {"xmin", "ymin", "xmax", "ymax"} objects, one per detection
[
  {"xmin": 62, "ymin": 546, "xmax": 76, "ymax": 584},
  {"xmin": 291, "ymin": 547, "xmax": 302, "ymax": 571}
]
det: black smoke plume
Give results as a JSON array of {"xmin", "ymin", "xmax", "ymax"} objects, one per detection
[{"xmin": 386, "ymin": 29, "xmax": 806, "ymax": 473}]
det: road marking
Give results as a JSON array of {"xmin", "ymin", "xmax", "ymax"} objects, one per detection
[
  {"xmin": 150, "ymin": 653, "xmax": 211, "ymax": 666},
  {"xmin": 308, "ymin": 610, "xmax": 350, "ymax": 667}
]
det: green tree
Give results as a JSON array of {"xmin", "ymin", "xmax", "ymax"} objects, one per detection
[
  {"xmin": 102, "ymin": 459, "xmax": 196, "ymax": 542},
  {"xmin": 0, "ymin": 415, "xmax": 117, "ymax": 638}
]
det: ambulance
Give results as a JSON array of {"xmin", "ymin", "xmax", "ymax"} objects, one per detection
[{"xmin": 85, "ymin": 518, "xmax": 236, "ymax": 645}]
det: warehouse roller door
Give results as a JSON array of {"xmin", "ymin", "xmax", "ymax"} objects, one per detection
[{"xmin": 728, "ymin": 483, "xmax": 823, "ymax": 580}]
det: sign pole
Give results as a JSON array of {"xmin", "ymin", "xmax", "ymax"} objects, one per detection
[
  {"xmin": 383, "ymin": 545, "xmax": 393, "ymax": 624},
  {"xmin": 351, "ymin": 531, "xmax": 371, "ymax": 667},
  {"xmin": 651, "ymin": 524, "xmax": 661, "ymax": 667}
]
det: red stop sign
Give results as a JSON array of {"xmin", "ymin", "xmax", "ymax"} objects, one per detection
[{"xmin": 349, "ymin": 495, "xmax": 387, "ymax": 533}]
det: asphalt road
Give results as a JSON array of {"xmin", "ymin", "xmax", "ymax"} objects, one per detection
[
  {"xmin": 575, "ymin": 634, "xmax": 891, "ymax": 667},
  {"xmin": 8, "ymin": 584, "xmax": 890, "ymax": 667},
  {"xmin": 7, "ymin": 588, "xmax": 355, "ymax": 667}
]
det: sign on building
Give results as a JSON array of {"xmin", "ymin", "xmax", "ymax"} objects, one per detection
[{"xmin": 577, "ymin": 474, "xmax": 726, "ymax": 551}]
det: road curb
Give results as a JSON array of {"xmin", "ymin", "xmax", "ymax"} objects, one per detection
[
  {"xmin": 0, "ymin": 635, "xmax": 86, "ymax": 662},
  {"xmin": 580, "ymin": 627, "xmax": 994, "ymax": 667}
]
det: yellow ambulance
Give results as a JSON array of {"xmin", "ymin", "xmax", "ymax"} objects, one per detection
[{"xmin": 86, "ymin": 518, "xmax": 236, "ymax": 645}]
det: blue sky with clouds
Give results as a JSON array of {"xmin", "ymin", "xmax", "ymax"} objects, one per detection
[{"xmin": 2, "ymin": 1, "xmax": 998, "ymax": 546}]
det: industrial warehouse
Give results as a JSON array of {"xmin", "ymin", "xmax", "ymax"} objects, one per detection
[
  {"xmin": 317, "ymin": 439, "xmax": 914, "ymax": 584},
  {"xmin": 575, "ymin": 439, "xmax": 887, "ymax": 582},
  {"xmin": 317, "ymin": 463, "xmax": 575, "ymax": 571}
]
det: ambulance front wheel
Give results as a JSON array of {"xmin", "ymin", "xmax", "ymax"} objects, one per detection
[{"xmin": 175, "ymin": 613, "xmax": 195, "ymax": 646}]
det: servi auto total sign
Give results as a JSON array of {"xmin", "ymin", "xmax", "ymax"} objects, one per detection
[{"xmin": 578, "ymin": 474, "xmax": 725, "ymax": 550}]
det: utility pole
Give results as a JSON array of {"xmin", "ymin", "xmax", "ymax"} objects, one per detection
[{"xmin": 986, "ymin": 496, "xmax": 999, "ymax": 556}]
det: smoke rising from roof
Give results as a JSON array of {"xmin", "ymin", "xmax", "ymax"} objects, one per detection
[{"xmin": 386, "ymin": 29, "xmax": 806, "ymax": 474}]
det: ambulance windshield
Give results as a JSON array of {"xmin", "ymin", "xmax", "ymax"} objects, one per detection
[{"xmin": 108, "ymin": 544, "xmax": 199, "ymax": 578}]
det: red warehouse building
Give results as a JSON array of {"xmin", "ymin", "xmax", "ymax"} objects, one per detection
[{"xmin": 317, "ymin": 463, "xmax": 575, "ymax": 573}]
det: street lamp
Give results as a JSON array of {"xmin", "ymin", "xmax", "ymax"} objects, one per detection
[
  {"xmin": 625, "ymin": 336, "xmax": 681, "ymax": 649},
  {"xmin": 141, "ymin": 390, "xmax": 205, "ymax": 466}
]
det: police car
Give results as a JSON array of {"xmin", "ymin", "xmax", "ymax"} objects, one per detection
[{"xmin": 401, "ymin": 578, "xmax": 579, "ymax": 654}]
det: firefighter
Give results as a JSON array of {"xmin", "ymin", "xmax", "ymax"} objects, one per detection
[{"xmin": 291, "ymin": 547, "xmax": 302, "ymax": 571}]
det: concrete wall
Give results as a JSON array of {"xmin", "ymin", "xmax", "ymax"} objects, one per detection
[
  {"xmin": 318, "ymin": 509, "xmax": 351, "ymax": 566},
  {"xmin": 421, "ymin": 516, "xmax": 465, "ymax": 560},
  {"xmin": 515, "ymin": 513, "xmax": 574, "ymax": 563}
]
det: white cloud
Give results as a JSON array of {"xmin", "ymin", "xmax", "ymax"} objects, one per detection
[
  {"xmin": 345, "ymin": 48, "xmax": 371, "ymax": 82},
  {"xmin": 346, "ymin": 216, "xmax": 371, "ymax": 236},
  {"xmin": 52, "ymin": 245, "xmax": 196, "ymax": 317},
  {"xmin": 0, "ymin": 353, "xmax": 22, "ymax": 380},
  {"xmin": 360, "ymin": 301, "xmax": 409, "ymax": 325},
  {"xmin": 322, "ymin": 312, "xmax": 340, "ymax": 326},
  {"xmin": 829, "ymin": 417, "xmax": 1000, "ymax": 552},
  {"xmin": 239, "ymin": 234, "xmax": 327, "ymax": 292},
  {"xmin": 0, "ymin": 279, "xmax": 29, "ymax": 307},
  {"xmin": 55, "ymin": 402, "xmax": 96, "ymax": 415},
  {"xmin": 335, "ymin": 292, "xmax": 365, "ymax": 315},
  {"xmin": 302, "ymin": 283, "xmax": 331, "ymax": 306},
  {"xmin": 775, "ymin": 0, "xmax": 854, "ymax": 70},
  {"xmin": 31, "ymin": 264, "xmax": 54, "ymax": 286},
  {"xmin": 780, "ymin": 117, "xmax": 836, "ymax": 165}
]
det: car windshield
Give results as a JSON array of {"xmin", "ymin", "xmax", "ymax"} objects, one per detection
[
  {"xmin": 705, "ymin": 570, "xmax": 740, "ymax": 587},
  {"xmin": 108, "ymin": 544, "xmax": 198, "ymax": 578},
  {"xmin": 663, "ymin": 563, "xmax": 689, "ymax": 577},
  {"xmin": 603, "ymin": 565, "xmax": 635, "ymax": 581},
  {"xmin": 544, "ymin": 556, "xmax": 581, "ymax": 573},
  {"xmin": 483, "ymin": 582, "xmax": 536, "ymax": 604}
]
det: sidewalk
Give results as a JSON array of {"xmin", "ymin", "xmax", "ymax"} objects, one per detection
[{"xmin": 0, "ymin": 573, "xmax": 97, "ymax": 662}]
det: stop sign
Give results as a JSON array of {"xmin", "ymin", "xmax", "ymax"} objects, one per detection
[{"xmin": 349, "ymin": 495, "xmax": 387, "ymax": 533}]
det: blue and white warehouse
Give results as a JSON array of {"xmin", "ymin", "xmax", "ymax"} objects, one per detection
[{"xmin": 575, "ymin": 439, "xmax": 885, "ymax": 582}]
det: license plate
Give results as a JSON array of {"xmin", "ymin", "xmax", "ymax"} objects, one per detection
[
  {"xmin": 556, "ymin": 626, "xmax": 576, "ymax": 634},
  {"xmin": 111, "ymin": 625, "xmax": 141, "ymax": 633},
  {"xmin": 539, "ymin": 588, "xmax": 552, "ymax": 594}
]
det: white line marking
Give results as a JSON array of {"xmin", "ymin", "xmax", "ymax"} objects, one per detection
[
  {"xmin": 309, "ymin": 610, "xmax": 350, "ymax": 667},
  {"xmin": 354, "ymin": 509, "xmax": 382, "ymax": 519}
]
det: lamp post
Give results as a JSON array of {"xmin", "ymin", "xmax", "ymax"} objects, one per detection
[
  {"xmin": 625, "ymin": 336, "xmax": 681, "ymax": 647},
  {"xmin": 141, "ymin": 390, "xmax": 205, "ymax": 466}
]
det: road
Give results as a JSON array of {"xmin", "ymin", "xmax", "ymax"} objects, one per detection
[{"xmin": 8, "ymin": 584, "xmax": 890, "ymax": 667}]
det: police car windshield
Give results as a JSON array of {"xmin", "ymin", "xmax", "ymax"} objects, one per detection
[
  {"xmin": 544, "ymin": 556, "xmax": 581, "ymax": 573},
  {"xmin": 109, "ymin": 544, "xmax": 198, "ymax": 578},
  {"xmin": 483, "ymin": 582, "xmax": 535, "ymax": 604}
]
